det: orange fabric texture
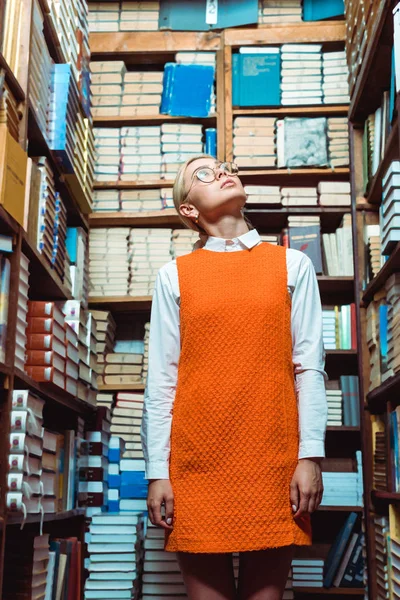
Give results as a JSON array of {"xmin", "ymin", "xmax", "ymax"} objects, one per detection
[{"xmin": 164, "ymin": 242, "xmax": 312, "ymax": 553}]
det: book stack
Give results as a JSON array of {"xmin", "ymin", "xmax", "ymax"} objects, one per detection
[
  {"xmin": 322, "ymin": 304, "xmax": 356, "ymax": 350},
  {"xmin": 390, "ymin": 520, "xmax": 400, "ymax": 600},
  {"xmin": 1, "ymin": 0, "xmax": 23, "ymax": 74},
  {"xmin": 94, "ymin": 127, "xmax": 121, "ymax": 183},
  {"xmin": 52, "ymin": 192, "xmax": 68, "ymax": 281},
  {"xmin": 48, "ymin": 536, "xmax": 83, "ymax": 598},
  {"xmin": 107, "ymin": 437, "xmax": 125, "ymax": 511},
  {"xmin": 142, "ymin": 322, "xmax": 150, "ymax": 382},
  {"xmin": 89, "ymin": 227, "xmax": 130, "ymax": 296},
  {"xmin": 0, "ymin": 82, "xmax": 20, "ymax": 141},
  {"xmin": 113, "ymin": 393, "xmax": 144, "ymax": 459},
  {"xmin": 99, "ymin": 352, "xmax": 143, "ymax": 387},
  {"xmin": 291, "ymin": 558, "xmax": 323, "ymax": 588},
  {"xmin": 120, "ymin": 1, "xmax": 160, "ymax": 30},
  {"xmin": 2, "ymin": 532, "xmax": 51, "ymax": 600},
  {"xmin": 281, "ymin": 187, "xmax": 318, "ymax": 206},
  {"xmin": 280, "ymin": 44, "xmax": 322, "ymax": 106},
  {"xmin": 385, "ymin": 273, "xmax": 400, "ymax": 377},
  {"xmin": 88, "ymin": 1, "xmax": 120, "ymax": 32},
  {"xmin": 366, "ymin": 296, "xmax": 389, "ymax": 391},
  {"xmin": 325, "ymin": 380, "xmax": 343, "ymax": 427},
  {"xmin": 120, "ymin": 189, "xmax": 164, "ymax": 212},
  {"xmin": 322, "ymin": 214, "xmax": 354, "ymax": 276},
  {"xmin": 122, "ymin": 125, "xmax": 162, "ymax": 182},
  {"xmin": 318, "ymin": 181, "xmax": 351, "ymax": 206},
  {"xmin": 91, "ymin": 60, "xmax": 126, "ymax": 118},
  {"xmin": 172, "ymin": 228, "xmax": 204, "ymax": 256},
  {"xmin": 41, "ymin": 429, "xmax": 59, "ymax": 514},
  {"xmin": 320, "ymin": 453, "xmax": 363, "ymax": 507},
  {"xmin": 14, "ymin": 253, "xmax": 29, "ymax": 370},
  {"xmin": 161, "ymin": 123, "xmax": 203, "ymax": 178},
  {"xmin": 90, "ymin": 309, "xmax": 117, "ymax": 376},
  {"xmin": 25, "ymin": 301, "xmax": 66, "ymax": 388},
  {"xmin": 36, "ymin": 157, "xmax": 59, "ymax": 270},
  {"xmin": 365, "ymin": 223, "xmax": 384, "ymax": 280},
  {"xmin": 381, "ymin": 161, "xmax": 400, "ymax": 255},
  {"xmin": 66, "ymin": 226, "xmax": 89, "ymax": 306},
  {"xmin": 374, "ymin": 516, "xmax": 391, "ymax": 598},
  {"xmin": 122, "ymin": 71, "xmax": 163, "ymax": 117},
  {"xmin": 258, "ymin": 0, "xmax": 302, "ymax": 24},
  {"xmin": 73, "ymin": 111, "xmax": 94, "ymax": 209},
  {"xmin": 84, "ymin": 511, "xmax": 146, "ymax": 600},
  {"xmin": 175, "ymin": 52, "xmax": 216, "ymax": 114},
  {"xmin": 233, "ymin": 117, "xmax": 277, "ymax": 168},
  {"xmin": 30, "ymin": 0, "xmax": 53, "ymax": 139},
  {"xmin": 244, "ymin": 185, "xmax": 282, "ymax": 206},
  {"xmin": 161, "ymin": 63, "xmax": 214, "ymax": 118},
  {"xmin": 288, "ymin": 215, "xmax": 322, "ymax": 273},
  {"xmin": 129, "ymin": 228, "xmax": 172, "ymax": 296},
  {"xmin": 373, "ymin": 419, "xmax": 387, "ymax": 491},
  {"xmin": 340, "ymin": 375, "xmax": 360, "ymax": 427},
  {"xmin": 323, "ymin": 512, "xmax": 364, "ymax": 589},
  {"xmin": 322, "ymin": 50, "xmax": 350, "ymax": 104},
  {"xmin": 161, "ymin": 187, "xmax": 174, "ymax": 208},
  {"xmin": 277, "ymin": 117, "xmax": 328, "ymax": 168},
  {"xmin": 93, "ymin": 189, "xmax": 120, "ymax": 212},
  {"xmin": 391, "ymin": 407, "xmax": 400, "ymax": 491},
  {"xmin": 328, "ymin": 117, "xmax": 349, "ymax": 167},
  {"xmin": 97, "ymin": 392, "xmax": 114, "ymax": 410}
]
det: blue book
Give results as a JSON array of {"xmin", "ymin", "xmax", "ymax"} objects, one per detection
[
  {"xmin": 121, "ymin": 471, "xmax": 147, "ymax": 486},
  {"xmin": 205, "ymin": 128, "xmax": 217, "ymax": 157},
  {"xmin": 391, "ymin": 410, "xmax": 399, "ymax": 490},
  {"xmin": 66, "ymin": 227, "xmax": 78, "ymax": 263},
  {"xmin": 159, "ymin": 0, "xmax": 258, "ymax": 31},
  {"xmin": 238, "ymin": 49, "xmax": 281, "ymax": 106},
  {"xmin": 323, "ymin": 511, "xmax": 358, "ymax": 587},
  {"xmin": 120, "ymin": 484, "xmax": 148, "ymax": 499},
  {"xmin": 232, "ymin": 53, "xmax": 240, "ymax": 106},
  {"xmin": 162, "ymin": 63, "xmax": 214, "ymax": 117},
  {"xmin": 379, "ymin": 303, "xmax": 389, "ymax": 374},
  {"xmin": 340, "ymin": 376, "xmax": 351, "ymax": 427},
  {"xmin": 302, "ymin": 0, "xmax": 344, "ymax": 21},
  {"xmin": 389, "ymin": 46, "xmax": 396, "ymax": 126},
  {"xmin": 160, "ymin": 62, "xmax": 174, "ymax": 114}
]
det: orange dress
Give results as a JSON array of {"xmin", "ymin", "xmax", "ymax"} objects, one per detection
[{"xmin": 164, "ymin": 242, "xmax": 312, "ymax": 553}]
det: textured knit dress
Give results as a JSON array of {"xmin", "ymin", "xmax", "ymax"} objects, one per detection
[{"xmin": 164, "ymin": 241, "xmax": 312, "ymax": 553}]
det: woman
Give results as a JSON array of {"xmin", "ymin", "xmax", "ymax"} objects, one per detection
[{"xmin": 140, "ymin": 155, "xmax": 328, "ymax": 600}]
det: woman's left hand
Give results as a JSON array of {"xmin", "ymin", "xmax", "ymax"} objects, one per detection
[{"xmin": 290, "ymin": 458, "xmax": 324, "ymax": 519}]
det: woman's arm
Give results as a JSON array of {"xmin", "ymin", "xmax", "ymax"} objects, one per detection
[
  {"xmin": 290, "ymin": 252, "xmax": 329, "ymax": 460},
  {"xmin": 140, "ymin": 264, "xmax": 180, "ymax": 480}
]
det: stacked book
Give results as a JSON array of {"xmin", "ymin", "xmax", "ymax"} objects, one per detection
[
  {"xmin": 381, "ymin": 161, "xmax": 400, "ymax": 255},
  {"xmin": 161, "ymin": 123, "xmax": 203, "ymax": 178},
  {"xmin": 94, "ymin": 127, "xmax": 121, "ymax": 183},
  {"xmin": 366, "ymin": 298, "xmax": 383, "ymax": 391},
  {"xmin": 89, "ymin": 227, "xmax": 130, "ymax": 296},
  {"xmin": 88, "ymin": 1, "xmax": 160, "ymax": 32},
  {"xmin": 323, "ymin": 512, "xmax": 364, "ymax": 589},
  {"xmin": 93, "ymin": 189, "xmax": 120, "ymax": 212},
  {"xmin": 258, "ymin": 0, "xmax": 302, "ymax": 24},
  {"xmin": 233, "ymin": 117, "xmax": 277, "ymax": 168},
  {"xmin": 374, "ymin": 516, "xmax": 391, "ymax": 599},
  {"xmin": 322, "ymin": 214, "xmax": 354, "ymax": 276},
  {"xmin": 66, "ymin": 226, "xmax": 89, "ymax": 306},
  {"xmin": 373, "ymin": 424, "xmax": 387, "ymax": 491},
  {"xmin": 322, "ymin": 50, "xmax": 350, "ymax": 104},
  {"xmin": 365, "ymin": 223, "xmax": 384, "ymax": 279},
  {"xmin": 280, "ymin": 44, "xmax": 322, "ymax": 106},
  {"xmin": 90, "ymin": 309, "xmax": 117, "ymax": 379},
  {"xmin": 88, "ymin": 1, "xmax": 120, "ymax": 32},
  {"xmin": 100, "ymin": 352, "xmax": 143, "ymax": 387},
  {"xmin": 318, "ymin": 181, "xmax": 351, "ymax": 206},
  {"xmin": 120, "ymin": 189, "xmax": 164, "ymax": 212},
  {"xmin": 96, "ymin": 392, "xmax": 114, "ymax": 411},
  {"xmin": 30, "ymin": 0, "xmax": 53, "ymax": 138},
  {"xmin": 90, "ymin": 59, "xmax": 127, "ymax": 111},
  {"xmin": 172, "ymin": 228, "xmax": 208, "ymax": 256},
  {"xmin": 320, "ymin": 453, "xmax": 363, "ymax": 507},
  {"xmin": 73, "ymin": 111, "xmax": 95, "ymax": 210},
  {"xmin": 1, "ymin": 0, "xmax": 23, "ymax": 74},
  {"xmin": 328, "ymin": 117, "xmax": 349, "ymax": 167},
  {"xmin": 142, "ymin": 322, "xmax": 150, "ymax": 382},
  {"xmin": 385, "ymin": 273, "xmax": 400, "ymax": 377},
  {"xmin": 281, "ymin": 187, "xmax": 317, "ymax": 206},
  {"xmin": 287, "ymin": 215, "xmax": 322, "ymax": 273},
  {"xmin": 244, "ymin": 185, "xmax": 282, "ymax": 206},
  {"xmin": 322, "ymin": 304, "xmax": 356, "ymax": 350},
  {"xmin": 129, "ymin": 228, "xmax": 172, "ymax": 296},
  {"xmin": 122, "ymin": 71, "xmax": 163, "ymax": 117},
  {"xmin": 122, "ymin": 125, "xmax": 162, "ymax": 182},
  {"xmin": 292, "ymin": 558, "xmax": 323, "ymax": 588},
  {"xmin": 52, "ymin": 193, "xmax": 68, "ymax": 281},
  {"xmin": 0, "ymin": 82, "xmax": 20, "ymax": 141},
  {"xmin": 35, "ymin": 157, "xmax": 58, "ymax": 271},
  {"xmin": 160, "ymin": 187, "xmax": 174, "ymax": 209},
  {"xmin": 84, "ymin": 511, "xmax": 146, "ymax": 600},
  {"xmin": 14, "ymin": 253, "xmax": 29, "ymax": 370},
  {"xmin": 113, "ymin": 393, "xmax": 144, "ymax": 459},
  {"xmin": 325, "ymin": 380, "xmax": 343, "ymax": 427},
  {"xmin": 391, "ymin": 407, "xmax": 400, "ymax": 491}
]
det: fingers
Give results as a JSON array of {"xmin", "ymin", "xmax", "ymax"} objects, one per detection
[
  {"xmin": 147, "ymin": 490, "xmax": 174, "ymax": 530},
  {"xmin": 292, "ymin": 486, "xmax": 324, "ymax": 519},
  {"xmin": 165, "ymin": 494, "xmax": 175, "ymax": 529},
  {"xmin": 290, "ymin": 480, "xmax": 299, "ymax": 517}
]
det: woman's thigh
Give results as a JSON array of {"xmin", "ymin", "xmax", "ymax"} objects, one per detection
[
  {"xmin": 177, "ymin": 551, "xmax": 237, "ymax": 600},
  {"xmin": 237, "ymin": 544, "xmax": 295, "ymax": 600}
]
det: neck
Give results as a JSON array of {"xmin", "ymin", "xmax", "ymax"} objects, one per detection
[{"xmin": 200, "ymin": 216, "xmax": 250, "ymax": 240}]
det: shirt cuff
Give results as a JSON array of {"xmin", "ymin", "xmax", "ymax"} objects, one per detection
[
  {"xmin": 145, "ymin": 462, "xmax": 170, "ymax": 480},
  {"xmin": 298, "ymin": 441, "xmax": 326, "ymax": 459}
]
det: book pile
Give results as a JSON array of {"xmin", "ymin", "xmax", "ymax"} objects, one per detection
[
  {"xmin": 0, "ymin": 82, "xmax": 20, "ymax": 141},
  {"xmin": 94, "ymin": 127, "xmax": 121, "ymax": 183},
  {"xmin": 172, "ymin": 228, "xmax": 204, "ymax": 256},
  {"xmin": 244, "ymin": 185, "xmax": 282, "ymax": 206},
  {"xmin": 175, "ymin": 51, "xmax": 216, "ymax": 114},
  {"xmin": 111, "ymin": 447, "xmax": 147, "ymax": 513},
  {"xmin": 161, "ymin": 63, "xmax": 214, "ymax": 118},
  {"xmin": 292, "ymin": 558, "xmax": 323, "ymax": 588},
  {"xmin": 161, "ymin": 123, "xmax": 204, "ymax": 178},
  {"xmin": 14, "ymin": 253, "xmax": 29, "ymax": 370},
  {"xmin": 66, "ymin": 226, "xmax": 89, "ymax": 306},
  {"xmin": 258, "ymin": 0, "xmax": 302, "ymax": 24},
  {"xmin": 122, "ymin": 71, "xmax": 163, "ymax": 117},
  {"xmin": 381, "ymin": 161, "xmax": 400, "ymax": 255},
  {"xmin": 390, "ymin": 520, "xmax": 400, "ymax": 600},
  {"xmin": 122, "ymin": 125, "xmax": 162, "ymax": 182},
  {"xmin": 88, "ymin": 1, "xmax": 120, "ymax": 32},
  {"xmin": 322, "ymin": 50, "xmax": 350, "ymax": 104},
  {"xmin": 142, "ymin": 322, "xmax": 150, "ymax": 382},
  {"xmin": 100, "ymin": 353, "xmax": 143, "ymax": 387},
  {"xmin": 318, "ymin": 181, "xmax": 351, "ymax": 206},
  {"xmin": 322, "ymin": 214, "xmax": 354, "ymax": 276},
  {"xmin": 88, "ymin": 1, "xmax": 160, "ymax": 32},
  {"xmin": 365, "ymin": 223, "xmax": 384, "ymax": 279},
  {"xmin": 281, "ymin": 44, "xmax": 322, "ymax": 106},
  {"xmin": 374, "ymin": 515, "xmax": 391, "ymax": 598},
  {"xmin": 391, "ymin": 407, "xmax": 400, "ymax": 491},
  {"xmin": 325, "ymin": 380, "xmax": 343, "ymax": 427},
  {"xmin": 90, "ymin": 309, "xmax": 117, "ymax": 377},
  {"xmin": 322, "ymin": 303, "xmax": 356, "ymax": 350},
  {"xmin": 1, "ymin": 0, "xmax": 23, "ymax": 74},
  {"xmin": 366, "ymin": 297, "xmax": 385, "ymax": 391},
  {"xmin": 97, "ymin": 392, "xmax": 114, "ymax": 410},
  {"xmin": 52, "ymin": 192, "xmax": 68, "ymax": 280},
  {"xmin": 340, "ymin": 375, "xmax": 360, "ymax": 427},
  {"xmin": 84, "ymin": 511, "xmax": 145, "ymax": 600},
  {"xmin": 288, "ymin": 215, "xmax": 323, "ymax": 273},
  {"xmin": 129, "ymin": 227, "xmax": 172, "ymax": 296},
  {"xmin": 373, "ymin": 422, "xmax": 387, "ymax": 491},
  {"xmin": 30, "ymin": 0, "xmax": 53, "ymax": 138},
  {"xmin": 120, "ymin": 189, "xmax": 165, "ymax": 212},
  {"xmin": 385, "ymin": 273, "xmax": 400, "ymax": 376},
  {"xmin": 233, "ymin": 117, "xmax": 277, "ymax": 168},
  {"xmin": 281, "ymin": 187, "xmax": 317, "ymax": 206},
  {"xmin": 320, "ymin": 452, "xmax": 363, "ymax": 507},
  {"xmin": 112, "ymin": 393, "xmax": 144, "ymax": 459},
  {"xmin": 89, "ymin": 227, "xmax": 130, "ymax": 296},
  {"xmin": 328, "ymin": 117, "xmax": 349, "ymax": 167},
  {"xmin": 93, "ymin": 189, "xmax": 120, "ymax": 211},
  {"xmin": 323, "ymin": 512, "xmax": 364, "ymax": 589},
  {"xmin": 72, "ymin": 111, "xmax": 95, "ymax": 209}
]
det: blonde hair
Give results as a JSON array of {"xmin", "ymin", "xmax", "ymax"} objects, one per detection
[{"xmin": 172, "ymin": 154, "xmax": 254, "ymax": 236}]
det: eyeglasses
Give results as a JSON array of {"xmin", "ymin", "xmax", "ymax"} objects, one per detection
[{"xmin": 183, "ymin": 161, "xmax": 239, "ymax": 199}]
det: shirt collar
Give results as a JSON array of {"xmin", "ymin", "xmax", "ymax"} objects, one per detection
[{"xmin": 192, "ymin": 228, "xmax": 261, "ymax": 252}]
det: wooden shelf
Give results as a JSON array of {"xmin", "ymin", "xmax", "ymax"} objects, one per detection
[
  {"xmin": 94, "ymin": 180, "xmax": 174, "ymax": 190},
  {"xmin": 89, "ymin": 208, "xmax": 180, "ymax": 228},
  {"xmin": 7, "ymin": 508, "xmax": 86, "ymax": 526},
  {"xmin": 224, "ymin": 21, "xmax": 346, "ymax": 47},
  {"xmin": 366, "ymin": 371, "xmax": 400, "ymax": 414},
  {"xmin": 317, "ymin": 506, "xmax": 363, "ymax": 512},
  {"xmin": 362, "ymin": 242, "xmax": 400, "ymax": 306},
  {"xmin": 0, "ymin": 52, "xmax": 25, "ymax": 102},
  {"xmin": 233, "ymin": 105, "xmax": 349, "ymax": 117},
  {"xmin": 348, "ymin": 2, "xmax": 393, "ymax": 121},
  {"xmin": 13, "ymin": 367, "xmax": 96, "ymax": 417},
  {"xmin": 89, "ymin": 296, "xmax": 152, "ymax": 313},
  {"xmin": 326, "ymin": 426, "xmax": 360, "ymax": 433},
  {"xmin": 292, "ymin": 588, "xmax": 364, "ymax": 596},
  {"xmin": 364, "ymin": 119, "xmax": 398, "ymax": 205},
  {"xmin": 93, "ymin": 114, "xmax": 217, "ymax": 127}
]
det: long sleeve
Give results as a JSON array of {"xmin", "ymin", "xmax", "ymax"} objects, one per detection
[
  {"xmin": 290, "ymin": 252, "xmax": 329, "ymax": 459},
  {"xmin": 140, "ymin": 265, "xmax": 180, "ymax": 480}
]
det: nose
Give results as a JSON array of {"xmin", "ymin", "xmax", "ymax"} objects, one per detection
[{"xmin": 215, "ymin": 165, "xmax": 225, "ymax": 180}]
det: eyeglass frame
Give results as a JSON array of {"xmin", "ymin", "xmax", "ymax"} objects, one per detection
[{"xmin": 182, "ymin": 161, "xmax": 240, "ymax": 202}]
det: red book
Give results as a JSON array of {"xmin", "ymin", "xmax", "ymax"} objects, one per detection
[
  {"xmin": 350, "ymin": 303, "xmax": 357, "ymax": 350},
  {"xmin": 25, "ymin": 350, "xmax": 65, "ymax": 372},
  {"xmin": 26, "ymin": 317, "xmax": 65, "ymax": 342},
  {"xmin": 25, "ymin": 366, "xmax": 65, "ymax": 389},
  {"xmin": 27, "ymin": 301, "xmax": 65, "ymax": 324},
  {"xmin": 26, "ymin": 333, "xmax": 66, "ymax": 357}
]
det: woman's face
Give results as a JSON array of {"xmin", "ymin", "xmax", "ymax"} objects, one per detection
[{"xmin": 180, "ymin": 158, "xmax": 247, "ymax": 220}]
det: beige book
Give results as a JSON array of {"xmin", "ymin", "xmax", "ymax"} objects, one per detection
[
  {"xmin": 89, "ymin": 2, "xmax": 122, "ymax": 10},
  {"xmin": 124, "ymin": 72, "xmax": 163, "ymax": 83},
  {"xmin": 246, "ymin": 195, "xmax": 281, "ymax": 203},
  {"xmin": 119, "ymin": 105, "xmax": 160, "ymax": 116},
  {"xmin": 260, "ymin": 15, "xmax": 302, "ymax": 22},
  {"xmin": 161, "ymin": 123, "xmax": 202, "ymax": 134},
  {"xmin": 114, "ymin": 407, "xmax": 143, "ymax": 417},
  {"xmin": 124, "ymin": 83, "xmax": 163, "ymax": 94},
  {"xmin": 121, "ymin": 94, "xmax": 162, "ymax": 105},
  {"xmin": 120, "ymin": 190, "xmax": 160, "ymax": 200},
  {"xmin": 121, "ymin": 1, "xmax": 160, "ymax": 8},
  {"xmin": 120, "ymin": 21, "xmax": 158, "ymax": 30},
  {"xmin": 91, "ymin": 73, "xmax": 124, "ymax": 85},
  {"xmin": 234, "ymin": 117, "xmax": 276, "ymax": 127},
  {"xmin": 105, "ymin": 364, "xmax": 142, "ymax": 375},
  {"xmin": 89, "ymin": 22, "xmax": 119, "ymax": 32},
  {"xmin": 120, "ymin": 11, "xmax": 159, "ymax": 20},
  {"xmin": 92, "ymin": 95, "xmax": 122, "ymax": 107},
  {"xmin": 236, "ymin": 156, "xmax": 276, "ymax": 167},
  {"xmin": 318, "ymin": 181, "xmax": 350, "ymax": 194},
  {"xmin": 233, "ymin": 141, "xmax": 275, "ymax": 151},
  {"xmin": 233, "ymin": 126, "xmax": 276, "ymax": 137},
  {"xmin": 106, "ymin": 353, "xmax": 143, "ymax": 364}
]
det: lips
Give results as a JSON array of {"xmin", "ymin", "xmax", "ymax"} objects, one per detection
[{"xmin": 221, "ymin": 178, "xmax": 235, "ymax": 189}]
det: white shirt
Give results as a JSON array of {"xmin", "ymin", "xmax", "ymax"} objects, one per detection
[{"xmin": 140, "ymin": 227, "xmax": 329, "ymax": 480}]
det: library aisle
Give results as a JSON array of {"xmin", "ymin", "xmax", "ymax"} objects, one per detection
[{"xmin": 0, "ymin": 0, "xmax": 399, "ymax": 598}]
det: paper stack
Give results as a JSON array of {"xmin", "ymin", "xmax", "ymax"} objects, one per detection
[
  {"xmin": 322, "ymin": 50, "xmax": 350, "ymax": 104},
  {"xmin": 161, "ymin": 123, "xmax": 204, "ymax": 179},
  {"xmin": 121, "ymin": 126, "xmax": 162, "ymax": 182},
  {"xmin": 244, "ymin": 185, "xmax": 282, "ymax": 205},
  {"xmin": 281, "ymin": 187, "xmax": 318, "ymax": 206},
  {"xmin": 258, "ymin": 0, "xmax": 302, "ymax": 23},
  {"xmin": 129, "ymin": 228, "xmax": 172, "ymax": 296},
  {"xmin": 94, "ymin": 127, "xmax": 121, "ymax": 184},
  {"xmin": 327, "ymin": 117, "xmax": 349, "ymax": 167},
  {"xmin": 233, "ymin": 117, "xmax": 277, "ymax": 168},
  {"xmin": 281, "ymin": 44, "xmax": 322, "ymax": 106},
  {"xmin": 89, "ymin": 228, "xmax": 130, "ymax": 296}
]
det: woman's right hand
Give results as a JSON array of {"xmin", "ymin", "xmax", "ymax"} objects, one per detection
[{"xmin": 147, "ymin": 479, "xmax": 174, "ymax": 531}]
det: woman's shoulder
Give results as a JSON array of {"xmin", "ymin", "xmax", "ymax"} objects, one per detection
[{"xmin": 286, "ymin": 247, "xmax": 312, "ymax": 267}]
